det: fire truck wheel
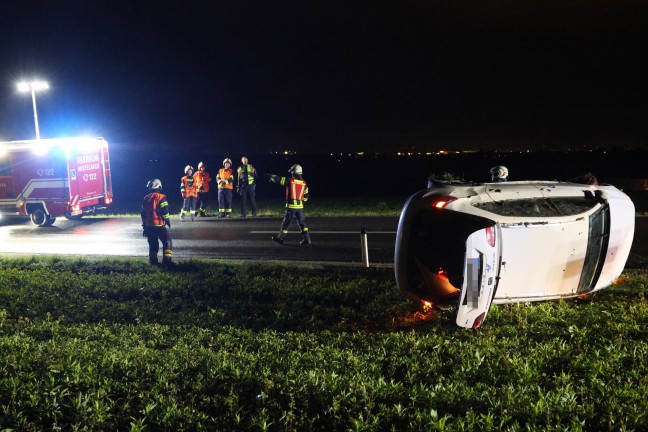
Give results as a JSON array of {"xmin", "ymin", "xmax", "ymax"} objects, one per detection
[{"xmin": 30, "ymin": 209, "xmax": 56, "ymax": 227}]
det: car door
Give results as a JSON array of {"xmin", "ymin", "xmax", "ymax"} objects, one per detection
[{"xmin": 455, "ymin": 225, "xmax": 501, "ymax": 328}]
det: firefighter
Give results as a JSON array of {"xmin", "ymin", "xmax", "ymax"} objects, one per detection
[
  {"xmin": 489, "ymin": 165, "xmax": 509, "ymax": 182},
  {"xmin": 141, "ymin": 178, "xmax": 172, "ymax": 265},
  {"xmin": 217, "ymin": 158, "xmax": 235, "ymax": 217},
  {"xmin": 267, "ymin": 164, "xmax": 311, "ymax": 245},
  {"xmin": 236, "ymin": 156, "xmax": 258, "ymax": 217},
  {"xmin": 194, "ymin": 161, "xmax": 212, "ymax": 217},
  {"xmin": 180, "ymin": 165, "xmax": 198, "ymax": 221}
]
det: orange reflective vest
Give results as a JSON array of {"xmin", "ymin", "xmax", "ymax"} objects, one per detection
[
  {"xmin": 180, "ymin": 175, "xmax": 198, "ymax": 198},
  {"xmin": 217, "ymin": 168, "xmax": 234, "ymax": 189},
  {"xmin": 270, "ymin": 176, "xmax": 309, "ymax": 209},
  {"xmin": 141, "ymin": 192, "xmax": 170, "ymax": 227},
  {"xmin": 194, "ymin": 170, "xmax": 212, "ymax": 193}
]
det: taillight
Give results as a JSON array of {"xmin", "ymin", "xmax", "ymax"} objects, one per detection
[
  {"xmin": 472, "ymin": 312, "xmax": 486, "ymax": 328},
  {"xmin": 105, "ymin": 197, "xmax": 112, "ymax": 205},
  {"xmin": 485, "ymin": 226, "xmax": 496, "ymax": 247},
  {"xmin": 69, "ymin": 204, "xmax": 80, "ymax": 212},
  {"xmin": 431, "ymin": 196, "xmax": 457, "ymax": 208}
]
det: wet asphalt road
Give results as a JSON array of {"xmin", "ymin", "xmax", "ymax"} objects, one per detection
[
  {"xmin": 0, "ymin": 216, "xmax": 398, "ymax": 265},
  {"xmin": 1, "ymin": 215, "xmax": 646, "ymax": 268}
]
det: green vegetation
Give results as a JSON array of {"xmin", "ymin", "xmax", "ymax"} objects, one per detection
[
  {"xmin": 0, "ymin": 257, "xmax": 647, "ymax": 431},
  {"xmin": 101, "ymin": 196, "xmax": 407, "ymax": 218}
]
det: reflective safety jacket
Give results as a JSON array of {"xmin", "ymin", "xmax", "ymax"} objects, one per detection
[
  {"xmin": 141, "ymin": 192, "xmax": 170, "ymax": 227},
  {"xmin": 194, "ymin": 170, "xmax": 212, "ymax": 193},
  {"xmin": 237, "ymin": 164, "xmax": 257, "ymax": 187},
  {"xmin": 270, "ymin": 175, "xmax": 309, "ymax": 209},
  {"xmin": 180, "ymin": 175, "xmax": 198, "ymax": 199},
  {"xmin": 217, "ymin": 168, "xmax": 234, "ymax": 189}
]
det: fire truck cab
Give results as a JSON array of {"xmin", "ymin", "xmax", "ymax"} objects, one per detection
[{"xmin": 0, "ymin": 137, "xmax": 113, "ymax": 226}]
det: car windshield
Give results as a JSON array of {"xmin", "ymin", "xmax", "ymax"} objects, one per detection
[
  {"xmin": 474, "ymin": 197, "xmax": 599, "ymax": 217},
  {"xmin": 405, "ymin": 209, "xmax": 494, "ymax": 302}
]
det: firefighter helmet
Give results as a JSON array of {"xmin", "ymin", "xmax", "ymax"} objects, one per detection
[
  {"xmin": 184, "ymin": 165, "xmax": 194, "ymax": 174},
  {"xmin": 147, "ymin": 178, "xmax": 163, "ymax": 191},
  {"xmin": 489, "ymin": 165, "xmax": 508, "ymax": 182},
  {"xmin": 289, "ymin": 164, "xmax": 303, "ymax": 175},
  {"xmin": 198, "ymin": 162, "xmax": 205, "ymax": 170},
  {"xmin": 223, "ymin": 158, "xmax": 232, "ymax": 166}
]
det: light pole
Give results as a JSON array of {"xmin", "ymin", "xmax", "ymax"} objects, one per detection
[{"xmin": 17, "ymin": 80, "xmax": 49, "ymax": 140}]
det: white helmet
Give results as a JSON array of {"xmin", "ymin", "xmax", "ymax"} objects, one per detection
[
  {"xmin": 289, "ymin": 164, "xmax": 303, "ymax": 175},
  {"xmin": 198, "ymin": 162, "xmax": 205, "ymax": 170},
  {"xmin": 184, "ymin": 165, "xmax": 194, "ymax": 174},
  {"xmin": 147, "ymin": 178, "xmax": 163, "ymax": 190},
  {"xmin": 223, "ymin": 158, "xmax": 232, "ymax": 166},
  {"xmin": 489, "ymin": 165, "xmax": 508, "ymax": 182}
]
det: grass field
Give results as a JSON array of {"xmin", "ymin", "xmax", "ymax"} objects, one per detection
[{"xmin": 0, "ymin": 257, "xmax": 647, "ymax": 431}]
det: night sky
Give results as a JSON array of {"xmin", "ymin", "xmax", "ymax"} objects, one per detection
[{"xmin": 0, "ymin": 1, "xmax": 646, "ymax": 154}]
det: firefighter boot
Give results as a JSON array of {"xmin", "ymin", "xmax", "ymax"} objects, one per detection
[
  {"xmin": 149, "ymin": 254, "xmax": 159, "ymax": 265},
  {"xmin": 180, "ymin": 211, "xmax": 186, "ymax": 221},
  {"xmin": 300, "ymin": 233, "xmax": 311, "ymax": 245},
  {"xmin": 272, "ymin": 235, "xmax": 284, "ymax": 245},
  {"xmin": 162, "ymin": 250, "xmax": 173, "ymax": 267}
]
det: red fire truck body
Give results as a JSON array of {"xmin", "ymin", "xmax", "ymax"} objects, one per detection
[{"xmin": 0, "ymin": 137, "xmax": 113, "ymax": 226}]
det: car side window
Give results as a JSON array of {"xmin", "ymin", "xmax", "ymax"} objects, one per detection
[{"xmin": 474, "ymin": 197, "xmax": 599, "ymax": 217}]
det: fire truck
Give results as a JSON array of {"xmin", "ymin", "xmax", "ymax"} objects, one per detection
[{"xmin": 0, "ymin": 137, "xmax": 113, "ymax": 226}]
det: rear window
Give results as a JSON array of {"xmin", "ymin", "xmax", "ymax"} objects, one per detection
[{"xmin": 474, "ymin": 197, "xmax": 599, "ymax": 217}]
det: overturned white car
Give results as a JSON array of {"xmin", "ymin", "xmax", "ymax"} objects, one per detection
[{"xmin": 395, "ymin": 181, "xmax": 635, "ymax": 329}]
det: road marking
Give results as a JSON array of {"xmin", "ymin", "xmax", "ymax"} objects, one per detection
[{"xmin": 250, "ymin": 231, "xmax": 396, "ymax": 234}]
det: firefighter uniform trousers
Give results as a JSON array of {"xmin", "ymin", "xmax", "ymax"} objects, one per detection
[
  {"xmin": 239, "ymin": 185, "xmax": 257, "ymax": 216},
  {"xmin": 279, "ymin": 208, "xmax": 309, "ymax": 240},
  {"xmin": 146, "ymin": 226, "xmax": 172, "ymax": 264},
  {"xmin": 218, "ymin": 188, "xmax": 233, "ymax": 216},
  {"xmin": 182, "ymin": 196, "xmax": 197, "ymax": 220},
  {"xmin": 197, "ymin": 191, "xmax": 210, "ymax": 216}
]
